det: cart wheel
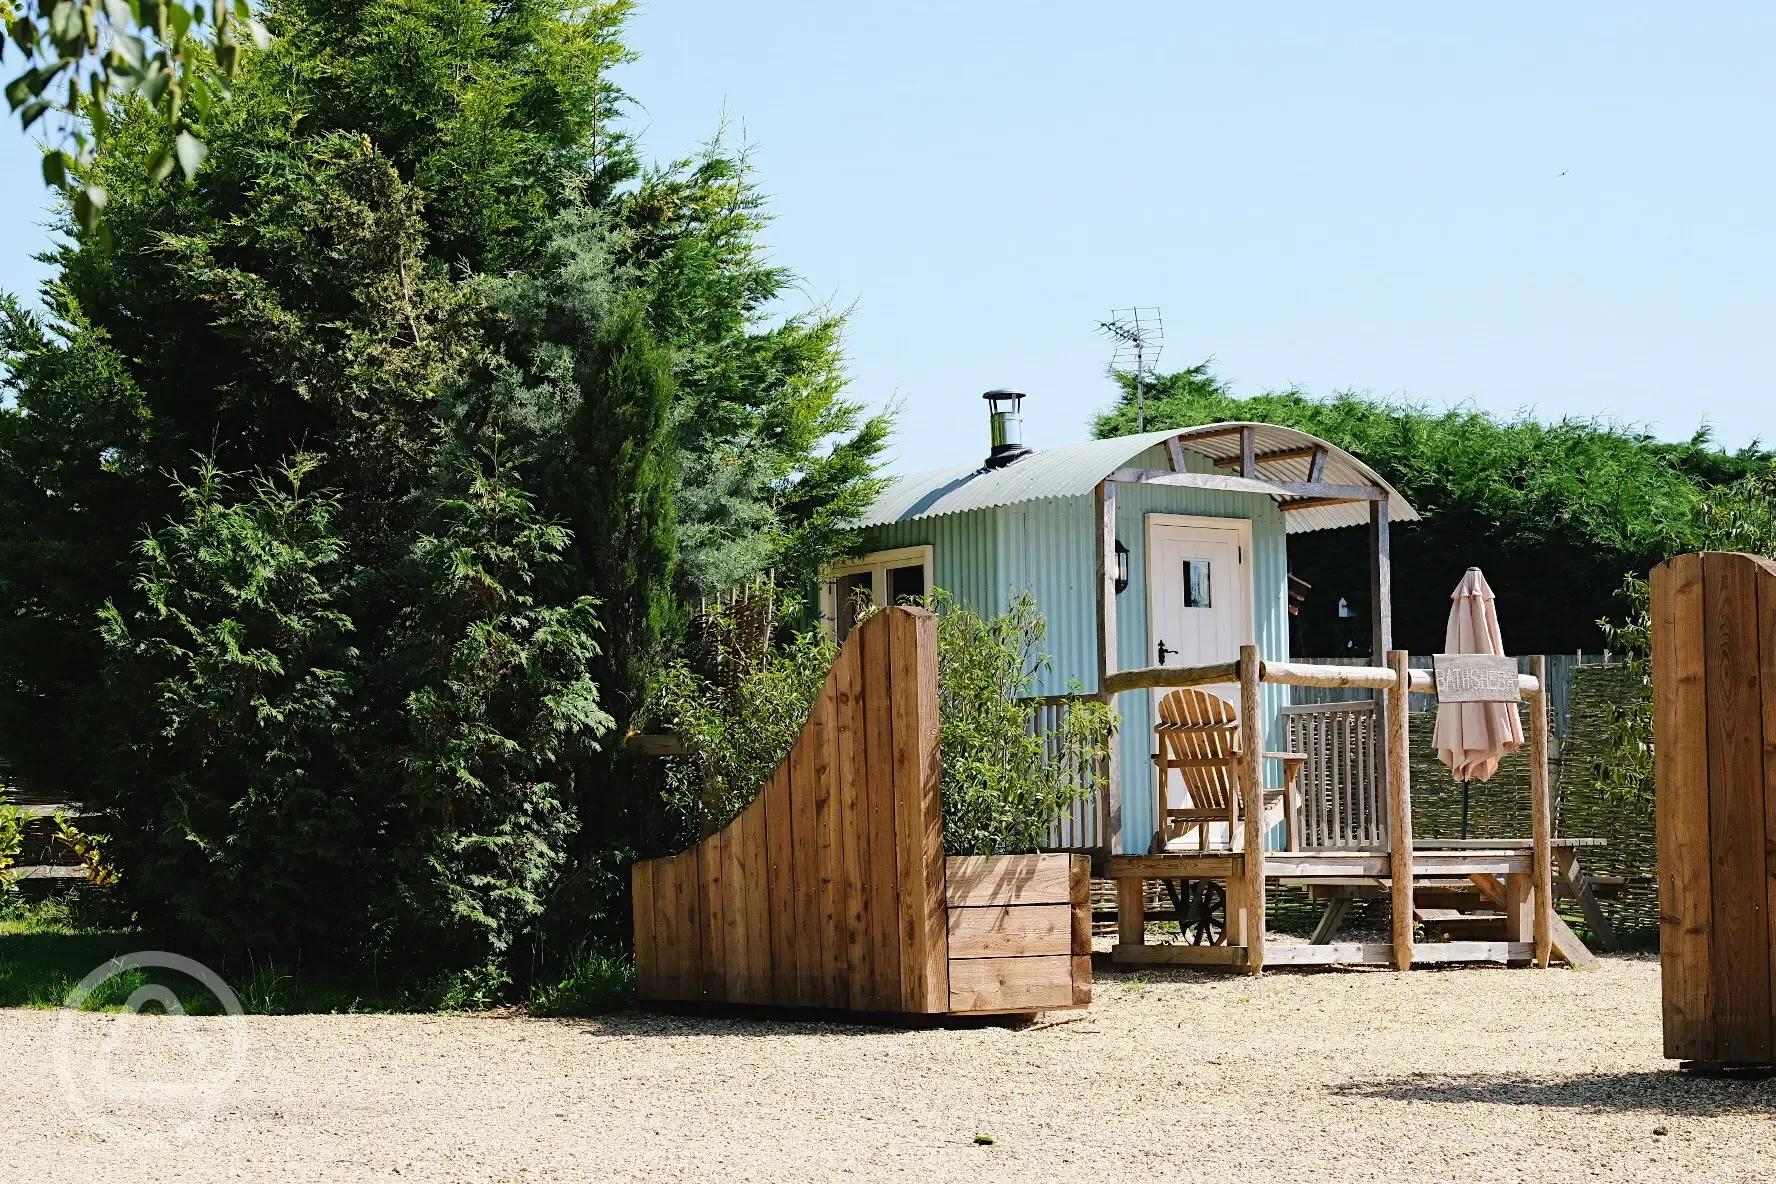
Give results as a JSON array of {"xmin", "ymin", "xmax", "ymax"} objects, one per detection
[{"xmin": 1188, "ymin": 880, "xmax": 1227, "ymax": 946}]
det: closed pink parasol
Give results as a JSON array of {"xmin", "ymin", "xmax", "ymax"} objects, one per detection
[{"xmin": 1434, "ymin": 568, "xmax": 1524, "ymax": 804}]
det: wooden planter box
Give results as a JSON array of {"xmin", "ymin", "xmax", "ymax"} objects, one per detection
[
  {"xmin": 631, "ymin": 607, "xmax": 1092, "ymax": 1018},
  {"xmin": 946, "ymin": 854, "xmax": 1091, "ymax": 1013}
]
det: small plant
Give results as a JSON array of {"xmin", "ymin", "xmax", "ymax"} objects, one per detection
[
  {"xmin": 649, "ymin": 589, "xmax": 836, "ymax": 838},
  {"xmin": 924, "ymin": 590, "xmax": 1117, "ymax": 856},
  {"xmin": 0, "ymin": 786, "xmax": 23, "ymax": 908},
  {"xmin": 651, "ymin": 586, "xmax": 1115, "ymax": 856},
  {"xmin": 973, "ymin": 1135, "xmax": 996, "ymax": 1146},
  {"xmin": 528, "ymin": 947, "xmax": 636, "ymax": 1016},
  {"xmin": 52, "ymin": 814, "xmax": 120, "ymax": 888}
]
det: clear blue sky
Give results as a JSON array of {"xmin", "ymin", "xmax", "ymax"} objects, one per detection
[{"xmin": 5, "ymin": 2, "xmax": 1773, "ymax": 474}]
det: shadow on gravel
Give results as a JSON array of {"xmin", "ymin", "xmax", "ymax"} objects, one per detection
[
  {"xmin": 1330, "ymin": 1071, "xmax": 1776, "ymax": 1115},
  {"xmin": 561, "ymin": 1005, "xmax": 1034, "ymax": 1038}
]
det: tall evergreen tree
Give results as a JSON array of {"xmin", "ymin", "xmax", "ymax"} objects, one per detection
[{"xmin": 0, "ymin": 1, "xmax": 888, "ymax": 973}]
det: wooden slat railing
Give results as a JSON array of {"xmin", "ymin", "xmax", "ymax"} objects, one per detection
[
  {"xmin": 1025, "ymin": 694, "xmax": 1111, "ymax": 853},
  {"xmin": 1284, "ymin": 701, "xmax": 1385, "ymax": 849}
]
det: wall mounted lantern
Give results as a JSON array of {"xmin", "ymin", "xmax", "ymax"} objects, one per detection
[{"xmin": 1114, "ymin": 539, "xmax": 1130, "ymax": 594}]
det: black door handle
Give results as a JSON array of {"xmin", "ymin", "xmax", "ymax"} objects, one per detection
[{"xmin": 1157, "ymin": 640, "xmax": 1175, "ymax": 665}]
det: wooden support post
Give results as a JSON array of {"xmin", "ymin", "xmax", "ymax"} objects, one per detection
[
  {"xmin": 1094, "ymin": 479, "xmax": 1122, "ymax": 854},
  {"xmin": 1369, "ymin": 500, "xmax": 1393, "ymax": 658},
  {"xmin": 1116, "ymin": 876, "xmax": 1146, "ymax": 948},
  {"xmin": 1502, "ymin": 871, "xmax": 1534, "ymax": 943},
  {"xmin": 1369, "ymin": 498, "xmax": 1394, "ymax": 835},
  {"xmin": 1554, "ymin": 846, "xmax": 1619, "ymax": 953},
  {"xmin": 1529, "ymin": 654, "xmax": 1554, "ymax": 969},
  {"xmin": 1239, "ymin": 644, "xmax": 1266, "ymax": 973},
  {"xmin": 1164, "ymin": 436, "xmax": 1187, "ymax": 472},
  {"xmin": 1225, "ymin": 865, "xmax": 1248, "ymax": 948},
  {"xmin": 1240, "ymin": 426, "xmax": 1256, "ymax": 478},
  {"xmin": 1386, "ymin": 649, "xmax": 1414, "ymax": 971}
]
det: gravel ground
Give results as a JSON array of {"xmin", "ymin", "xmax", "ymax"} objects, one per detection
[{"xmin": 4, "ymin": 954, "xmax": 1773, "ymax": 1184}]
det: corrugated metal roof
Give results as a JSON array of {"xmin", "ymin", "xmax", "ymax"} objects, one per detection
[{"xmin": 858, "ymin": 423, "xmax": 1419, "ymax": 534}]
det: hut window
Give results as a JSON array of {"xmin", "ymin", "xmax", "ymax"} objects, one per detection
[
  {"xmin": 836, "ymin": 572, "xmax": 873, "ymax": 642},
  {"xmin": 820, "ymin": 545, "xmax": 935, "ymax": 643},
  {"xmin": 889, "ymin": 563, "xmax": 925, "ymax": 603},
  {"xmin": 1185, "ymin": 559, "xmax": 1213, "ymax": 608}
]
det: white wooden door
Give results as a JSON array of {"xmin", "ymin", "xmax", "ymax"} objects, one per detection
[
  {"xmin": 1146, "ymin": 516, "xmax": 1253, "ymax": 713},
  {"xmin": 1146, "ymin": 516, "xmax": 1255, "ymax": 847}
]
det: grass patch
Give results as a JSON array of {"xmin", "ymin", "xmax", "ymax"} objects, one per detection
[
  {"xmin": 0, "ymin": 894, "xmax": 246, "ymax": 1014},
  {"xmin": 527, "ymin": 948, "xmax": 635, "ymax": 1017},
  {"xmin": 3, "ymin": 892, "xmax": 638, "ymax": 1016}
]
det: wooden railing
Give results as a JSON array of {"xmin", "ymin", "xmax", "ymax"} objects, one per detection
[
  {"xmin": 1100, "ymin": 647, "xmax": 1555, "ymax": 974},
  {"xmin": 1283, "ymin": 701, "xmax": 1385, "ymax": 849},
  {"xmin": 1025, "ymin": 694, "xmax": 1111, "ymax": 854}
]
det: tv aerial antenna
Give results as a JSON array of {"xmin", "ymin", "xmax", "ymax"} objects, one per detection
[{"xmin": 1098, "ymin": 308, "xmax": 1164, "ymax": 433}]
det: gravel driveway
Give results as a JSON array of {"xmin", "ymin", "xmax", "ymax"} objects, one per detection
[{"xmin": 4, "ymin": 955, "xmax": 1772, "ymax": 1183}]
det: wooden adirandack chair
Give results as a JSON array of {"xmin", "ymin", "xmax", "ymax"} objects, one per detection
[{"xmin": 1152, "ymin": 688, "xmax": 1306, "ymax": 853}]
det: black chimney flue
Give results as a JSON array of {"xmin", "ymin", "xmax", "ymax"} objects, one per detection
[{"xmin": 983, "ymin": 389, "xmax": 1032, "ymax": 469}]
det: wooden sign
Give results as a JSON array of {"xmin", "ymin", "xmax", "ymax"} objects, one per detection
[{"xmin": 1432, "ymin": 654, "xmax": 1520, "ymax": 702}]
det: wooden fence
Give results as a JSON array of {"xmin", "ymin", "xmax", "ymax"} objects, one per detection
[
  {"xmin": 1654, "ymin": 551, "xmax": 1776, "ymax": 1067},
  {"xmin": 633, "ymin": 606, "xmax": 1091, "ymax": 1016}
]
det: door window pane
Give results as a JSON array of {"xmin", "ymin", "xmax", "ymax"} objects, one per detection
[
  {"xmin": 837, "ymin": 572, "xmax": 873, "ymax": 642},
  {"xmin": 1185, "ymin": 559, "xmax": 1212, "ymax": 608},
  {"xmin": 888, "ymin": 563, "xmax": 925, "ymax": 604}
]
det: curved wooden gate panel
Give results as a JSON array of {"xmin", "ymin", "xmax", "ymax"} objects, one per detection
[{"xmin": 633, "ymin": 606, "xmax": 949, "ymax": 1013}]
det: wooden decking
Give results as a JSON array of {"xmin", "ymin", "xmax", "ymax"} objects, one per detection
[{"xmin": 1105, "ymin": 843, "xmax": 1599, "ymax": 971}]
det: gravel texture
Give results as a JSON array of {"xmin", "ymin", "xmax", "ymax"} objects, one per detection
[{"xmin": 4, "ymin": 954, "xmax": 1773, "ymax": 1183}]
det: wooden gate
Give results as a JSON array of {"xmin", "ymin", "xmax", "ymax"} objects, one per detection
[
  {"xmin": 633, "ymin": 606, "xmax": 1092, "ymax": 1016},
  {"xmin": 1284, "ymin": 701, "xmax": 1386, "ymax": 848},
  {"xmin": 1653, "ymin": 551, "xmax": 1776, "ymax": 1066}
]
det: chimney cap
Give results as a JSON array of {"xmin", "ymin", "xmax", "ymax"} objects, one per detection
[{"xmin": 983, "ymin": 389, "xmax": 1031, "ymax": 469}]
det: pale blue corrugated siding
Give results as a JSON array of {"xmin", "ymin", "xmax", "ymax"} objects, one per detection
[
  {"xmin": 997, "ymin": 498, "xmax": 1096, "ymax": 698},
  {"xmin": 864, "ymin": 509, "xmax": 1000, "ymax": 612},
  {"xmin": 861, "ymin": 441, "xmax": 1295, "ymax": 854}
]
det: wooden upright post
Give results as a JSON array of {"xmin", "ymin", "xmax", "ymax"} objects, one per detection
[
  {"xmin": 1369, "ymin": 500, "xmax": 1393, "ymax": 659},
  {"xmin": 1528, "ymin": 654, "xmax": 1554, "ymax": 969},
  {"xmin": 1369, "ymin": 498, "xmax": 1394, "ymax": 835},
  {"xmin": 1239, "ymin": 644, "xmax": 1266, "ymax": 973},
  {"xmin": 1094, "ymin": 479, "xmax": 1122, "ymax": 853},
  {"xmin": 1386, "ymin": 649, "xmax": 1413, "ymax": 971}
]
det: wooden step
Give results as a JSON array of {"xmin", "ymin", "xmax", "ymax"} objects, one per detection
[{"xmin": 1414, "ymin": 908, "xmax": 1508, "ymax": 940}]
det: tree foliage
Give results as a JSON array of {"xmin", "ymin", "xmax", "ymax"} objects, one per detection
[
  {"xmin": 0, "ymin": 1, "xmax": 888, "ymax": 982},
  {"xmin": 96, "ymin": 456, "xmax": 367, "ymax": 951},
  {"xmin": 4, "ymin": 0, "xmax": 266, "ymax": 230},
  {"xmin": 1593, "ymin": 463, "xmax": 1776, "ymax": 809},
  {"xmin": 1095, "ymin": 363, "xmax": 1772, "ymax": 654},
  {"xmin": 400, "ymin": 446, "xmax": 611, "ymax": 971}
]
